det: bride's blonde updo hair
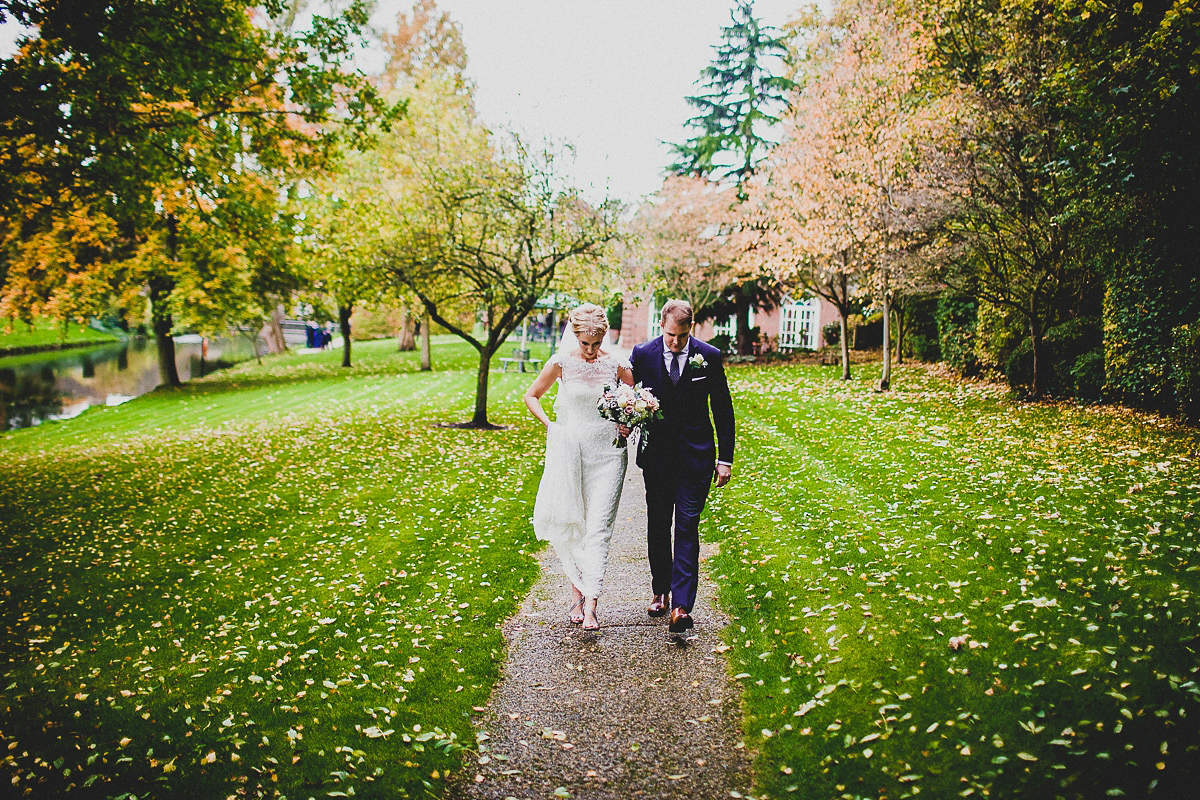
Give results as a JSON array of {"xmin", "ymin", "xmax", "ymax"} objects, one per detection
[{"xmin": 569, "ymin": 303, "xmax": 609, "ymax": 338}]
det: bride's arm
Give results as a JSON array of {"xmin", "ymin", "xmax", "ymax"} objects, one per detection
[
  {"xmin": 523, "ymin": 360, "xmax": 562, "ymax": 428},
  {"xmin": 616, "ymin": 363, "xmax": 635, "ymax": 438}
]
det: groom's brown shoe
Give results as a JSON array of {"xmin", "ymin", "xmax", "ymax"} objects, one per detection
[
  {"xmin": 668, "ymin": 607, "xmax": 694, "ymax": 633},
  {"xmin": 647, "ymin": 594, "xmax": 669, "ymax": 617}
]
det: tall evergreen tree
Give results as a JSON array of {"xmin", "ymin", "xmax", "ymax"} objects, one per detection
[
  {"xmin": 667, "ymin": 0, "xmax": 794, "ymax": 354},
  {"xmin": 669, "ymin": 0, "xmax": 794, "ymax": 192}
]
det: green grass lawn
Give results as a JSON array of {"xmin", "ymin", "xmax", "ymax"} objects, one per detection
[
  {"xmin": 5, "ymin": 341, "xmax": 1199, "ymax": 800},
  {"xmin": 708, "ymin": 362, "xmax": 1200, "ymax": 799},
  {"xmin": 0, "ymin": 338, "xmax": 550, "ymax": 799},
  {"xmin": 0, "ymin": 316, "xmax": 121, "ymax": 352}
]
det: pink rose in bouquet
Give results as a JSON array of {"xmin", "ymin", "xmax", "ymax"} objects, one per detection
[{"xmin": 596, "ymin": 383, "xmax": 662, "ymax": 448}]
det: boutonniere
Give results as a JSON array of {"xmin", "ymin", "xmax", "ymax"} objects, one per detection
[{"xmin": 688, "ymin": 353, "xmax": 707, "ymax": 370}]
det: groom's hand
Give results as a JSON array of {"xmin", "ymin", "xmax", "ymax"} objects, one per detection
[{"xmin": 714, "ymin": 463, "xmax": 732, "ymax": 488}]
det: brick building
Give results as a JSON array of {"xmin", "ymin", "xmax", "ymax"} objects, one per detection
[{"xmin": 615, "ymin": 293, "xmax": 842, "ymax": 353}]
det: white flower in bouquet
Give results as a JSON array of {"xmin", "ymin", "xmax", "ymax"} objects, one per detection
[{"xmin": 597, "ymin": 383, "xmax": 662, "ymax": 448}]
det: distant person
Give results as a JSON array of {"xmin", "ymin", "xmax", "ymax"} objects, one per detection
[{"xmin": 523, "ymin": 304, "xmax": 633, "ymax": 631}]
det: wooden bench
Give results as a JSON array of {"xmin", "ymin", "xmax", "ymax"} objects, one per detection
[{"xmin": 499, "ymin": 347, "xmax": 543, "ymax": 373}]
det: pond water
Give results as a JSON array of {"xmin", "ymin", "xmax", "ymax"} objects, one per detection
[{"xmin": 0, "ymin": 335, "xmax": 256, "ymax": 430}]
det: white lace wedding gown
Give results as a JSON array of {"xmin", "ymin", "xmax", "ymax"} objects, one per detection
[{"xmin": 532, "ymin": 351, "xmax": 629, "ymax": 600}]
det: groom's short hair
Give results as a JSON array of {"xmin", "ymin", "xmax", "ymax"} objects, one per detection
[{"xmin": 660, "ymin": 299, "xmax": 693, "ymax": 327}]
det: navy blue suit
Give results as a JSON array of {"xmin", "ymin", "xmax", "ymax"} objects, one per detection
[{"xmin": 632, "ymin": 336, "xmax": 735, "ymax": 612}]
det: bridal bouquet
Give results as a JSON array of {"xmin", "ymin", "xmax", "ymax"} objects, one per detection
[{"xmin": 597, "ymin": 383, "xmax": 662, "ymax": 448}]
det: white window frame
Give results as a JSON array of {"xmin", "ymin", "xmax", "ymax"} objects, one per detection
[
  {"xmin": 710, "ymin": 307, "xmax": 755, "ymax": 342},
  {"xmin": 650, "ymin": 301, "xmax": 755, "ymax": 342},
  {"xmin": 779, "ymin": 296, "xmax": 820, "ymax": 350},
  {"xmin": 711, "ymin": 316, "xmax": 735, "ymax": 339}
]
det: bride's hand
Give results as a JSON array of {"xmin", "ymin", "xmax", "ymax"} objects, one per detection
[{"xmin": 616, "ymin": 424, "xmax": 632, "ymax": 438}]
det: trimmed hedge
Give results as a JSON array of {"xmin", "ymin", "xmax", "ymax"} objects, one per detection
[
  {"xmin": 1170, "ymin": 322, "xmax": 1200, "ymax": 423},
  {"xmin": 1102, "ymin": 248, "xmax": 1200, "ymax": 411}
]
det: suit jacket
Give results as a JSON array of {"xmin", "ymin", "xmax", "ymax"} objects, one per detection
[{"xmin": 632, "ymin": 336, "xmax": 735, "ymax": 477}]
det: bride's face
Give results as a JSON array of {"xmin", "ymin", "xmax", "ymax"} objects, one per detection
[{"xmin": 576, "ymin": 330, "xmax": 604, "ymax": 361}]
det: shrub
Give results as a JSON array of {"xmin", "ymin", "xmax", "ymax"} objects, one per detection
[
  {"xmin": 973, "ymin": 299, "xmax": 1025, "ymax": 372},
  {"xmin": 936, "ymin": 294, "xmax": 979, "ymax": 376},
  {"xmin": 707, "ymin": 333, "xmax": 732, "ymax": 354},
  {"xmin": 1102, "ymin": 246, "xmax": 1199, "ymax": 409},
  {"xmin": 854, "ymin": 313, "xmax": 882, "ymax": 350},
  {"xmin": 606, "ymin": 299, "xmax": 623, "ymax": 331},
  {"xmin": 910, "ymin": 333, "xmax": 940, "ymax": 362},
  {"xmin": 822, "ymin": 322, "xmax": 840, "ymax": 347},
  {"xmin": 349, "ymin": 306, "xmax": 401, "ymax": 340},
  {"xmin": 903, "ymin": 295, "xmax": 940, "ymax": 362},
  {"xmin": 1069, "ymin": 348, "xmax": 1106, "ymax": 400},
  {"xmin": 1170, "ymin": 322, "xmax": 1200, "ymax": 423},
  {"xmin": 1006, "ymin": 317, "xmax": 1102, "ymax": 396}
]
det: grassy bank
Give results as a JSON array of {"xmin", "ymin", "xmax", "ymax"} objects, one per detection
[
  {"xmin": 0, "ymin": 338, "xmax": 549, "ymax": 798},
  {"xmin": 0, "ymin": 316, "xmax": 121, "ymax": 353},
  {"xmin": 708, "ymin": 363, "xmax": 1200, "ymax": 799}
]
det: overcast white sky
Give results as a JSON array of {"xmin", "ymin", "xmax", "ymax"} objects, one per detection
[
  {"xmin": 2, "ymin": 1, "xmax": 824, "ymax": 206},
  {"xmin": 370, "ymin": 0, "xmax": 822, "ymax": 205}
]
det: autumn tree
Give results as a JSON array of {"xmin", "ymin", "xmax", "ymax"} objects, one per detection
[
  {"xmin": 385, "ymin": 145, "xmax": 617, "ymax": 427},
  {"xmin": 0, "ymin": 201, "xmax": 122, "ymax": 333},
  {"xmin": 758, "ymin": 0, "xmax": 950, "ymax": 386},
  {"xmin": 382, "ymin": 0, "xmax": 475, "ymax": 362},
  {"xmin": 364, "ymin": 71, "xmax": 616, "ymax": 427},
  {"xmin": 296, "ymin": 176, "xmax": 395, "ymax": 368},
  {"xmin": 917, "ymin": 0, "xmax": 1109, "ymax": 396},
  {"xmin": 747, "ymin": 27, "xmax": 869, "ymax": 378},
  {"xmin": 380, "ymin": 0, "xmax": 469, "ymax": 89},
  {"xmin": 289, "ymin": 0, "xmax": 469, "ymax": 369},
  {"xmin": 630, "ymin": 176, "xmax": 740, "ymax": 325},
  {"xmin": 0, "ymin": 0, "xmax": 386, "ymax": 384}
]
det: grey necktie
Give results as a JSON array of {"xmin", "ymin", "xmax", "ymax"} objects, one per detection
[{"xmin": 669, "ymin": 352, "xmax": 681, "ymax": 383}]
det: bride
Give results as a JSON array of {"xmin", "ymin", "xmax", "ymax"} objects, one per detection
[{"xmin": 524, "ymin": 303, "xmax": 633, "ymax": 631}]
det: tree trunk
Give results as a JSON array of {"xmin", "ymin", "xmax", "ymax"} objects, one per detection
[
  {"xmin": 397, "ymin": 308, "xmax": 417, "ymax": 351},
  {"xmin": 734, "ymin": 287, "xmax": 754, "ymax": 355},
  {"xmin": 419, "ymin": 313, "xmax": 432, "ymax": 371},
  {"xmin": 152, "ymin": 306, "xmax": 181, "ymax": 388},
  {"xmin": 471, "ymin": 348, "xmax": 492, "ymax": 426},
  {"xmin": 839, "ymin": 311, "xmax": 852, "ymax": 381},
  {"xmin": 151, "ymin": 218, "xmax": 182, "ymax": 388},
  {"xmin": 1029, "ymin": 316, "xmax": 1043, "ymax": 397},
  {"xmin": 879, "ymin": 269, "xmax": 891, "ymax": 391},
  {"xmin": 257, "ymin": 305, "xmax": 287, "ymax": 355},
  {"xmin": 339, "ymin": 302, "xmax": 353, "ymax": 368}
]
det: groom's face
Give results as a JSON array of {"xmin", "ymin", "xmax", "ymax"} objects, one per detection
[{"xmin": 662, "ymin": 317, "xmax": 690, "ymax": 354}]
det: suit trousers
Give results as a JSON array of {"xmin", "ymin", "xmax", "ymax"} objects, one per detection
[{"xmin": 643, "ymin": 467, "xmax": 711, "ymax": 612}]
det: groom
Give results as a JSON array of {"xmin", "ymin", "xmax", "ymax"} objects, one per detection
[{"xmin": 632, "ymin": 299, "xmax": 735, "ymax": 634}]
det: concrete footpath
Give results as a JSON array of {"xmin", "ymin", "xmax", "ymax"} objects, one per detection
[{"xmin": 447, "ymin": 463, "xmax": 754, "ymax": 800}]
